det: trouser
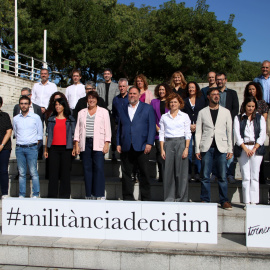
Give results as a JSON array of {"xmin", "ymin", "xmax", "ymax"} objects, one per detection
[
  {"xmin": 0, "ymin": 149, "xmax": 11, "ymax": 195},
  {"xmin": 188, "ymin": 133, "xmax": 201, "ymax": 175},
  {"xmin": 121, "ymin": 146, "xmax": 151, "ymax": 201},
  {"xmin": 155, "ymin": 139, "xmax": 164, "ymax": 181},
  {"xmin": 163, "ymin": 137, "xmax": 188, "ymax": 202},
  {"xmin": 16, "ymin": 144, "xmax": 39, "ymax": 197},
  {"xmin": 110, "ymin": 113, "xmax": 116, "ymax": 152},
  {"xmin": 81, "ymin": 138, "xmax": 105, "ymax": 197},
  {"xmin": 48, "ymin": 145, "xmax": 72, "ymax": 199},
  {"xmin": 201, "ymin": 147, "xmax": 228, "ymax": 204},
  {"xmin": 238, "ymin": 145, "xmax": 263, "ymax": 204}
]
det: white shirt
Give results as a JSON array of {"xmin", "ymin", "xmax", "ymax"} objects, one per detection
[
  {"xmin": 31, "ymin": 81, "xmax": 57, "ymax": 108},
  {"xmin": 159, "ymin": 110, "xmax": 191, "ymax": 141},
  {"xmin": 65, "ymin": 83, "xmax": 85, "ymax": 109},
  {"xmin": 234, "ymin": 114, "xmax": 266, "ymax": 146},
  {"xmin": 128, "ymin": 101, "xmax": 140, "ymax": 121}
]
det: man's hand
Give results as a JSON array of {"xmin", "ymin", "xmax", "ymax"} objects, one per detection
[
  {"xmin": 144, "ymin": 144, "xmax": 152, "ymax": 154},
  {"xmin": 226, "ymin": 152, "xmax": 233, "ymax": 160},
  {"xmin": 196, "ymin": 153, "xmax": 202, "ymax": 160},
  {"xmin": 117, "ymin": 145, "xmax": 121, "ymax": 154}
]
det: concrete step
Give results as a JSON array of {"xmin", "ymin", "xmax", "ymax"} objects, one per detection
[{"xmin": 0, "ymin": 225, "xmax": 269, "ymax": 269}]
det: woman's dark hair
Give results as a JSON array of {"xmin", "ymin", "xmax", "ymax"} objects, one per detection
[
  {"xmin": 240, "ymin": 96, "xmax": 258, "ymax": 120},
  {"xmin": 244, "ymin": 82, "xmax": 263, "ymax": 100},
  {"xmin": 52, "ymin": 98, "xmax": 71, "ymax": 118},
  {"xmin": 184, "ymin": 81, "xmax": 201, "ymax": 98},
  {"xmin": 87, "ymin": 90, "xmax": 99, "ymax": 100},
  {"xmin": 45, "ymin": 91, "xmax": 68, "ymax": 122},
  {"xmin": 154, "ymin": 83, "xmax": 172, "ymax": 99},
  {"xmin": 0, "ymin": 96, "xmax": 3, "ymax": 106}
]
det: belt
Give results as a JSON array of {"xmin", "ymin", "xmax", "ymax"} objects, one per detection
[
  {"xmin": 16, "ymin": 143, "xmax": 37, "ymax": 148},
  {"xmin": 244, "ymin": 141, "xmax": 255, "ymax": 145},
  {"xmin": 165, "ymin": 137, "xmax": 185, "ymax": 141}
]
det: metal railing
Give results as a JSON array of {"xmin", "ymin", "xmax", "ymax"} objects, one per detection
[{"xmin": 0, "ymin": 45, "xmax": 56, "ymax": 81}]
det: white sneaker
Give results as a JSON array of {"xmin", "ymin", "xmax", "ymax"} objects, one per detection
[
  {"xmin": 227, "ymin": 175, "xmax": 236, "ymax": 184},
  {"xmin": 97, "ymin": 197, "xmax": 106, "ymax": 200},
  {"xmin": 32, "ymin": 196, "xmax": 39, "ymax": 199},
  {"xmin": 1, "ymin": 195, "xmax": 8, "ymax": 199},
  {"xmin": 19, "ymin": 196, "xmax": 24, "ymax": 198},
  {"xmin": 210, "ymin": 174, "xmax": 217, "ymax": 183}
]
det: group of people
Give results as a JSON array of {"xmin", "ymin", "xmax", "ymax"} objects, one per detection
[{"xmin": 0, "ymin": 61, "xmax": 269, "ymax": 211}]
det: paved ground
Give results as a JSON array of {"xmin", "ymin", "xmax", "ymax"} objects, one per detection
[{"xmin": 0, "ymin": 266, "xmax": 88, "ymax": 270}]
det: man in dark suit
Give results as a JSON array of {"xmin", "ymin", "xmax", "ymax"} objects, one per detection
[
  {"xmin": 13, "ymin": 87, "xmax": 42, "ymax": 119},
  {"xmin": 216, "ymin": 72, "xmax": 239, "ymax": 183},
  {"xmin": 117, "ymin": 86, "xmax": 156, "ymax": 201}
]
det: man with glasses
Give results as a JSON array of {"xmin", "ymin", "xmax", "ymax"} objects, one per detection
[
  {"xmin": 13, "ymin": 96, "xmax": 43, "ymax": 198},
  {"xmin": 195, "ymin": 88, "xmax": 233, "ymax": 210},
  {"xmin": 73, "ymin": 81, "xmax": 106, "ymax": 120}
]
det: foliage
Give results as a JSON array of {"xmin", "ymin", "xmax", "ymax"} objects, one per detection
[{"xmin": 0, "ymin": 0, "xmax": 254, "ymax": 86}]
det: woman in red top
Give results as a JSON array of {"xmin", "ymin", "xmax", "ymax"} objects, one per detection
[{"xmin": 44, "ymin": 98, "xmax": 76, "ymax": 198}]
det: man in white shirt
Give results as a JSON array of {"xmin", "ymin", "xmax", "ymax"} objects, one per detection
[
  {"xmin": 31, "ymin": 68, "xmax": 57, "ymax": 114},
  {"xmin": 65, "ymin": 69, "xmax": 85, "ymax": 109}
]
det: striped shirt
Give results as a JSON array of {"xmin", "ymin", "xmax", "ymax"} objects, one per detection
[{"xmin": 86, "ymin": 112, "xmax": 95, "ymax": 138}]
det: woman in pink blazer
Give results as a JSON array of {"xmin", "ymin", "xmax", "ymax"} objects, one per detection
[{"xmin": 74, "ymin": 91, "xmax": 111, "ymax": 200}]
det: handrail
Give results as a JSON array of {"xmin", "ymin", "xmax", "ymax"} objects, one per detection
[{"xmin": 0, "ymin": 45, "xmax": 58, "ymax": 81}]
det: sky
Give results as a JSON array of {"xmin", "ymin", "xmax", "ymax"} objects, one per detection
[{"xmin": 117, "ymin": 0, "xmax": 269, "ymax": 63}]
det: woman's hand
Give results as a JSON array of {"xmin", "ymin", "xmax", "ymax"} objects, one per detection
[
  {"xmin": 44, "ymin": 150, "xmax": 48, "ymax": 159},
  {"xmin": 190, "ymin": 124, "xmax": 196, "ymax": 133},
  {"xmin": 103, "ymin": 142, "xmax": 109, "ymax": 154},
  {"xmin": 161, "ymin": 149, "xmax": 166, "ymax": 160},
  {"xmin": 182, "ymin": 148, "xmax": 188, "ymax": 159},
  {"xmin": 75, "ymin": 145, "xmax": 80, "ymax": 155}
]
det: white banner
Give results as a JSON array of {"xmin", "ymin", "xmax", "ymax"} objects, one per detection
[
  {"xmin": 2, "ymin": 198, "xmax": 217, "ymax": 244},
  {"xmin": 246, "ymin": 204, "xmax": 270, "ymax": 248}
]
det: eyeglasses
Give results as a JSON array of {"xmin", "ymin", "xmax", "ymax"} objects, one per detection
[
  {"xmin": 20, "ymin": 94, "xmax": 31, "ymax": 97},
  {"xmin": 19, "ymin": 102, "xmax": 29, "ymax": 105}
]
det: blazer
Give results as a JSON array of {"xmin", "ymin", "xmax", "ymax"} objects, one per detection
[
  {"xmin": 224, "ymin": 88, "xmax": 239, "ymax": 121},
  {"xmin": 46, "ymin": 115, "xmax": 76, "ymax": 149},
  {"xmin": 97, "ymin": 82, "xmax": 119, "ymax": 111},
  {"xmin": 74, "ymin": 106, "xmax": 111, "ymax": 152},
  {"xmin": 13, "ymin": 102, "xmax": 42, "ymax": 119},
  {"xmin": 150, "ymin": 99, "xmax": 169, "ymax": 140},
  {"xmin": 195, "ymin": 106, "xmax": 233, "ymax": 154},
  {"xmin": 183, "ymin": 96, "xmax": 206, "ymax": 124},
  {"xmin": 117, "ymin": 102, "xmax": 156, "ymax": 152}
]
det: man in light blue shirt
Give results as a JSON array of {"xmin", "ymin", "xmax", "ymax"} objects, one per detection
[
  {"xmin": 254, "ymin": 60, "xmax": 270, "ymax": 104},
  {"xmin": 13, "ymin": 96, "xmax": 43, "ymax": 198}
]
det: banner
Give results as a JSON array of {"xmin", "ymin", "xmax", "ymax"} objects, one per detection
[
  {"xmin": 2, "ymin": 198, "xmax": 217, "ymax": 244},
  {"xmin": 246, "ymin": 204, "xmax": 270, "ymax": 248}
]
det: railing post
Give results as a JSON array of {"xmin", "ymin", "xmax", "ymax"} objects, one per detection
[
  {"xmin": 0, "ymin": 46, "xmax": 2, "ymax": 72},
  {"xmin": 31, "ymin": 57, "xmax": 34, "ymax": 80}
]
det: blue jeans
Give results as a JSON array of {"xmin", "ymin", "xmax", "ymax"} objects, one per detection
[
  {"xmin": 81, "ymin": 138, "xmax": 105, "ymax": 197},
  {"xmin": 212, "ymin": 155, "xmax": 235, "ymax": 177},
  {"xmin": 188, "ymin": 133, "xmax": 201, "ymax": 174},
  {"xmin": 0, "ymin": 149, "xmax": 11, "ymax": 195},
  {"xmin": 16, "ymin": 145, "xmax": 40, "ymax": 197},
  {"xmin": 201, "ymin": 147, "xmax": 228, "ymax": 204}
]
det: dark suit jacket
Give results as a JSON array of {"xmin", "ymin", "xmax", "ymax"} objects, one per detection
[
  {"xmin": 225, "ymin": 89, "xmax": 239, "ymax": 121},
  {"xmin": 73, "ymin": 96, "xmax": 106, "ymax": 120},
  {"xmin": 13, "ymin": 103, "xmax": 42, "ymax": 119},
  {"xmin": 183, "ymin": 96, "xmax": 206, "ymax": 124},
  {"xmin": 117, "ymin": 102, "xmax": 156, "ymax": 152}
]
